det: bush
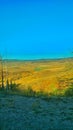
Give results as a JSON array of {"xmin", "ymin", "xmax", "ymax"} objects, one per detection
[
  {"xmin": 64, "ymin": 86, "xmax": 73, "ymax": 96},
  {"xmin": 24, "ymin": 86, "xmax": 36, "ymax": 97}
]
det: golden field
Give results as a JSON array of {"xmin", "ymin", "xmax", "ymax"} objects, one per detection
[{"xmin": 0, "ymin": 58, "xmax": 73, "ymax": 94}]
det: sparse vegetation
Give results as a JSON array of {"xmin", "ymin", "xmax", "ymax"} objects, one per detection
[{"xmin": 0, "ymin": 93, "xmax": 73, "ymax": 130}]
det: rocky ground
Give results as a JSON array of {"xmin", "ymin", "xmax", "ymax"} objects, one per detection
[{"xmin": 0, "ymin": 94, "xmax": 73, "ymax": 130}]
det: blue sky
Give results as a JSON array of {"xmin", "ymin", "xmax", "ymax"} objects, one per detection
[{"xmin": 0, "ymin": 0, "xmax": 73, "ymax": 59}]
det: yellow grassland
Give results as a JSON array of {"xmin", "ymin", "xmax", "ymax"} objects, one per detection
[{"xmin": 0, "ymin": 58, "xmax": 73, "ymax": 94}]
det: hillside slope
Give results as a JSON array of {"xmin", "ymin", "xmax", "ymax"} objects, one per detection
[{"xmin": 0, "ymin": 94, "xmax": 73, "ymax": 130}]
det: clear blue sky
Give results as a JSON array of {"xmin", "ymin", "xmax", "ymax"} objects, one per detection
[{"xmin": 0, "ymin": 0, "xmax": 73, "ymax": 59}]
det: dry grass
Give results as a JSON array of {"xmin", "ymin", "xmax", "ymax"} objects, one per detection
[{"xmin": 0, "ymin": 58, "xmax": 73, "ymax": 94}]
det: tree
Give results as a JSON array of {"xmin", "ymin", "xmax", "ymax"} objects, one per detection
[
  {"xmin": 0, "ymin": 55, "xmax": 4, "ymax": 90},
  {"xmin": 5, "ymin": 58, "xmax": 9, "ymax": 91},
  {"xmin": 6, "ymin": 79, "xmax": 9, "ymax": 91}
]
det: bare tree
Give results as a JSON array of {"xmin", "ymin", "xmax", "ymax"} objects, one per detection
[
  {"xmin": 0, "ymin": 55, "xmax": 4, "ymax": 90},
  {"xmin": 5, "ymin": 51, "xmax": 10, "ymax": 91}
]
